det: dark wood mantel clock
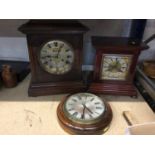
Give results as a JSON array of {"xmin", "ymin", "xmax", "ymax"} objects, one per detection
[
  {"xmin": 89, "ymin": 36, "xmax": 148, "ymax": 97},
  {"xmin": 18, "ymin": 20, "xmax": 88, "ymax": 96}
]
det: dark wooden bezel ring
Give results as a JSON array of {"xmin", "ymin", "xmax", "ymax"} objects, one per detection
[{"xmin": 57, "ymin": 94, "xmax": 113, "ymax": 135}]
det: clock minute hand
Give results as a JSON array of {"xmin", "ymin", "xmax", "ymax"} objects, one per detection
[
  {"xmin": 81, "ymin": 97, "xmax": 94, "ymax": 115},
  {"xmin": 58, "ymin": 47, "xmax": 61, "ymax": 53},
  {"xmin": 85, "ymin": 106, "xmax": 93, "ymax": 114},
  {"xmin": 56, "ymin": 46, "xmax": 62, "ymax": 58},
  {"xmin": 81, "ymin": 106, "xmax": 86, "ymax": 119},
  {"xmin": 82, "ymin": 104, "xmax": 93, "ymax": 114}
]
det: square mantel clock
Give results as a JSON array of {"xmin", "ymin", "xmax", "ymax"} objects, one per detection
[
  {"xmin": 18, "ymin": 20, "xmax": 88, "ymax": 96},
  {"xmin": 89, "ymin": 36, "xmax": 148, "ymax": 97}
]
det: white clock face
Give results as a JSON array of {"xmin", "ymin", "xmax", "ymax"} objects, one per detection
[
  {"xmin": 101, "ymin": 54, "xmax": 132, "ymax": 80},
  {"xmin": 39, "ymin": 40, "xmax": 74, "ymax": 75},
  {"xmin": 63, "ymin": 93, "xmax": 105, "ymax": 124}
]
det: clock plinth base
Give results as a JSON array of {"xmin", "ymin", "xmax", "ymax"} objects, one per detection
[
  {"xmin": 28, "ymin": 81, "xmax": 87, "ymax": 97},
  {"xmin": 89, "ymin": 83, "xmax": 137, "ymax": 97}
]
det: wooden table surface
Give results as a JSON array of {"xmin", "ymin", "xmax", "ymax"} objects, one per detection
[{"xmin": 0, "ymin": 75, "xmax": 155, "ymax": 135}]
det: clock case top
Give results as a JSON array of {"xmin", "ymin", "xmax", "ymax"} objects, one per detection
[
  {"xmin": 18, "ymin": 20, "xmax": 89, "ymax": 96},
  {"xmin": 18, "ymin": 20, "xmax": 89, "ymax": 34},
  {"xmin": 89, "ymin": 36, "xmax": 148, "ymax": 96}
]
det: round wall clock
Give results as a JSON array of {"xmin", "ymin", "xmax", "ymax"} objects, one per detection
[
  {"xmin": 39, "ymin": 40, "xmax": 74, "ymax": 75},
  {"xmin": 57, "ymin": 92, "xmax": 113, "ymax": 135}
]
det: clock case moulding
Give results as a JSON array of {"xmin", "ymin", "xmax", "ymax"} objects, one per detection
[
  {"xmin": 18, "ymin": 20, "xmax": 89, "ymax": 96},
  {"xmin": 89, "ymin": 36, "xmax": 149, "ymax": 97}
]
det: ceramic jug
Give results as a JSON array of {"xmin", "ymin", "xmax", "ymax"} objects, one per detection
[{"xmin": 2, "ymin": 64, "xmax": 17, "ymax": 88}]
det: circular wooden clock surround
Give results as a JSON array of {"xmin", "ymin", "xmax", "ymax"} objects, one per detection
[{"xmin": 57, "ymin": 94, "xmax": 113, "ymax": 135}]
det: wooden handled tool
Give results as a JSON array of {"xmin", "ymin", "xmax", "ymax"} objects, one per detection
[{"xmin": 122, "ymin": 111, "xmax": 138, "ymax": 126}]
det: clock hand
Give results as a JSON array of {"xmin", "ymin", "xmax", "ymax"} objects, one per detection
[
  {"xmin": 57, "ymin": 44, "xmax": 64, "ymax": 58},
  {"xmin": 80, "ymin": 96, "xmax": 93, "ymax": 115},
  {"xmin": 84, "ymin": 105, "xmax": 93, "ymax": 114},
  {"xmin": 55, "ymin": 46, "xmax": 61, "ymax": 59},
  {"xmin": 80, "ymin": 102, "xmax": 93, "ymax": 117},
  {"xmin": 81, "ymin": 106, "xmax": 86, "ymax": 119},
  {"xmin": 58, "ymin": 47, "xmax": 61, "ymax": 53},
  {"xmin": 81, "ymin": 103, "xmax": 93, "ymax": 114}
]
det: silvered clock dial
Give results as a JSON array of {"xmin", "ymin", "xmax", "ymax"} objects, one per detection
[
  {"xmin": 57, "ymin": 93, "xmax": 113, "ymax": 134},
  {"xmin": 39, "ymin": 40, "xmax": 74, "ymax": 75},
  {"xmin": 64, "ymin": 93, "xmax": 105, "ymax": 124},
  {"xmin": 101, "ymin": 54, "xmax": 132, "ymax": 80}
]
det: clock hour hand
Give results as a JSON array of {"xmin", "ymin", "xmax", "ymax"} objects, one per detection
[
  {"xmin": 81, "ymin": 103, "xmax": 93, "ymax": 114},
  {"xmin": 116, "ymin": 58, "xmax": 119, "ymax": 64}
]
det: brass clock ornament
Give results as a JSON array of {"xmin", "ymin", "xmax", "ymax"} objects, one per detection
[
  {"xmin": 57, "ymin": 93, "xmax": 112, "ymax": 135},
  {"xmin": 18, "ymin": 20, "xmax": 88, "ymax": 96},
  {"xmin": 89, "ymin": 36, "xmax": 148, "ymax": 97}
]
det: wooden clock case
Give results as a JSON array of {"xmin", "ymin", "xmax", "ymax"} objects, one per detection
[
  {"xmin": 18, "ymin": 20, "xmax": 88, "ymax": 96},
  {"xmin": 57, "ymin": 94, "xmax": 113, "ymax": 135},
  {"xmin": 89, "ymin": 36, "xmax": 148, "ymax": 97}
]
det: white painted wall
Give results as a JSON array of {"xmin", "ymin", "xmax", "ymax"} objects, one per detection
[
  {"xmin": 0, "ymin": 37, "xmax": 29, "ymax": 61},
  {"xmin": 80, "ymin": 19, "xmax": 132, "ymax": 65}
]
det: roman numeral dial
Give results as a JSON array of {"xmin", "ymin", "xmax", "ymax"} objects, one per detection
[
  {"xmin": 39, "ymin": 40, "xmax": 74, "ymax": 75},
  {"xmin": 64, "ymin": 93, "xmax": 105, "ymax": 123}
]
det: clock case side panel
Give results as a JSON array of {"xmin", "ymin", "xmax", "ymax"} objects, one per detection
[
  {"xmin": 89, "ymin": 49, "xmax": 141, "ymax": 96},
  {"xmin": 26, "ymin": 34, "xmax": 86, "ymax": 96},
  {"xmin": 26, "ymin": 35, "xmax": 41, "ymax": 83}
]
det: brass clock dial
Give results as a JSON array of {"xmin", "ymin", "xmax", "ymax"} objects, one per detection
[
  {"xmin": 39, "ymin": 40, "xmax": 74, "ymax": 75},
  {"xmin": 101, "ymin": 54, "xmax": 132, "ymax": 80},
  {"xmin": 57, "ymin": 93, "xmax": 113, "ymax": 135}
]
